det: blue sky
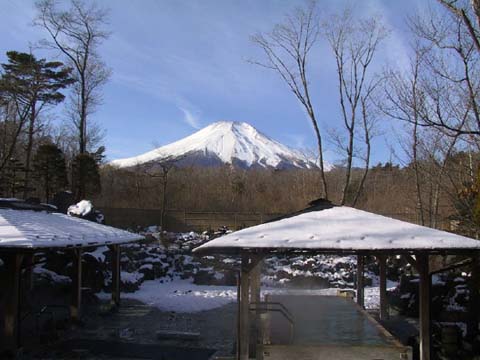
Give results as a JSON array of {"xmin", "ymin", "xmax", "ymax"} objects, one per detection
[{"xmin": 1, "ymin": 0, "xmax": 432, "ymax": 165}]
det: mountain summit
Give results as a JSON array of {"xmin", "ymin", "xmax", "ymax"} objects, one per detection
[{"xmin": 110, "ymin": 121, "xmax": 327, "ymax": 170}]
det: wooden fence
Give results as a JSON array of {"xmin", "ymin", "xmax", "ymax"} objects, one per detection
[
  {"xmin": 100, "ymin": 207, "xmax": 453, "ymax": 233},
  {"xmin": 100, "ymin": 207, "xmax": 283, "ymax": 232}
]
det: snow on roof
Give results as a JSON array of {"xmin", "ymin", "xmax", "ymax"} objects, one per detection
[
  {"xmin": 194, "ymin": 206, "xmax": 480, "ymax": 254},
  {"xmin": 0, "ymin": 208, "xmax": 142, "ymax": 249}
]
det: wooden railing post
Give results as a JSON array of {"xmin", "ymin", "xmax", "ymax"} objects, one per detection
[
  {"xmin": 357, "ymin": 255, "xmax": 365, "ymax": 308},
  {"xmin": 250, "ymin": 256, "xmax": 262, "ymax": 360},
  {"xmin": 378, "ymin": 255, "xmax": 388, "ymax": 320},
  {"xmin": 417, "ymin": 253, "xmax": 431, "ymax": 360},
  {"xmin": 109, "ymin": 245, "xmax": 121, "ymax": 307},
  {"xmin": 239, "ymin": 253, "xmax": 251, "ymax": 360},
  {"xmin": 70, "ymin": 248, "xmax": 82, "ymax": 321},
  {"xmin": 3, "ymin": 252, "xmax": 24, "ymax": 354},
  {"xmin": 467, "ymin": 253, "xmax": 480, "ymax": 342}
]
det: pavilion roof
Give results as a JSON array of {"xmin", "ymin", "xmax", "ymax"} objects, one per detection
[
  {"xmin": 194, "ymin": 206, "xmax": 480, "ymax": 255},
  {"xmin": 0, "ymin": 207, "xmax": 142, "ymax": 249}
]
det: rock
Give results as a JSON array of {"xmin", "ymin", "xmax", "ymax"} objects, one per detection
[
  {"xmin": 82, "ymin": 253, "xmax": 106, "ymax": 292},
  {"xmin": 138, "ymin": 263, "xmax": 155, "ymax": 280}
]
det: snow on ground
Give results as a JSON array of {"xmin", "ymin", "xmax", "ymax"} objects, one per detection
[
  {"xmin": 121, "ymin": 271, "xmax": 145, "ymax": 284},
  {"xmin": 99, "ymin": 278, "xmax": 237, "ymax": 312},
  {"xmin": 98, "ymin": 277, "xmax": 396, "ymax": 313},
  {"xmin": 364, "ymin": 280, "xmax": 398, "ymax": 310}
]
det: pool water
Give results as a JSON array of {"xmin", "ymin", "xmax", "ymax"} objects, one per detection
[
  {"xmin": 268, "ymin": 295, "xmax": 393, "ymax": 346},
  {"xmin": 50, "ymin": 339, "xmax": 216, "ymax": 359}
]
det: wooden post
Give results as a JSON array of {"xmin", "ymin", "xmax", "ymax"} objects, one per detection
[
  {"xmin": 263, "ymin": 294, "xmax": 271, "ymax": 346},
  {"xmin": 250, "ymin": 257, "xmax": 262, "ymax": 360},
  {"xmin": 236, "ymin": 272, "xmax": 241, "ymax": 360},
  {"xmin": 378, "ymin": 255, "xmax": 388, "ymax": 320},
  {"xmin": 417, "ymin": 253, "xmax": 431, "ymax": 360},
  {"xmin": 467, "ymin": 253, "xmax": 480, "ymax": 343},
  {"xmin": 70, "ymin": 248, "xmax": 82, "ymax": 321},
  {"xmin": 110, "ymin": 245, "xmax": 121, "ymax": 307},
  {"xmin": 23, "ymin": 253, "xmax": 34, "ymax": 292},
  {"xmin": 357, "ymin": 255, "xmax": 365, "ymax": 308},
  {"xmin": 239, "ymin": 253, "xmax": 251, "ymax": 360},
  {"xmin": 2, "ymin": 252, "xmax": 24, "ymax": 353}
]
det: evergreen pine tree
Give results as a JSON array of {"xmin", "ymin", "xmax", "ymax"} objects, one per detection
[
  {"xmin": 71, "ymin": 153, "xmax": 101, "ymax": 201},
  {"xmin": 32, "ymin": 144, "xmax": 68, "ymax": 203},
  {"xmin": 0, "ymin": 157, "xmax": 27, "ymax": 198},
  {"xmin": 0, "ymin": 51, "xmax": 74, "ymax": 198}
]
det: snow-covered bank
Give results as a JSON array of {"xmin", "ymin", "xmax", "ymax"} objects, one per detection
[{"xmin": 99, "ymin": 279, "xmax": 237, "ymax": 312}]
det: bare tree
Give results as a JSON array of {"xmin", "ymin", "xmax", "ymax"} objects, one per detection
[
  {"xmin": 408, "ymin": 7, "xmax": 480, "ymax": 137},
  {"xmin": 382, "ymin": 43, "xmax": 429, "ymax": 224},
  {"xmin": 437, "ymin": 0, "xmax": 480, "ymax": 53},
  {"xmin": 35, "ymin": 0, "xmax": 111, "ymax": 154},
  {"xmin": 250, "ymin": 1, "xmax": 329, "ymax": 199},
  {"xmin": 382, "ymin": 34, "xmax": 473, "ymax": 228},
  {"xmin": 144, "ymin": 157, "xmax": 183, "ymax": 229},
  {"xmin": 418, "ymin": 129, "xmax": 459, "ymax": 227},
  {"xmin": 351, "ymin": 82, "xmax": 380, "ymax": 207},
  {"xmin": 324, "ymin": 9, "xmax": 387, "ymax": 205}
]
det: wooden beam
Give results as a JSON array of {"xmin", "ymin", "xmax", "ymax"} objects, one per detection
[
  {"xmin": 249, "ymin": 257, "xmax": 262, "ymax": 360},
  {"xmin": 404, "ymin": 254, "xmax": 418, "ymax": 271},
  {"xmin": 429, "ymin": 258, "xmax": 472, "ymax": 275},
  {"xmin": 109, "ymin": 245, "xmax": 121, "ymax": 307},
  {"xmin": 357, "ymin": 255, "xmax": 364, "ymax": 308},
  {"xmin": 2, "ymin": 253, "xmax": 24, "ymax": 354},
  {"xmin": 378, "ymin": 255, "xmax": 388, "ymax": 320},
  {"xmin": 417, "ymin": 253, "xmax": 431, "ymax": 360},
  {"xmin": 70, "ymin": 248, "xmax": 82, "ymax": 321},
  {"xmin": 239, "ymin": 253, "xmax": 251, "ymax": 360}
]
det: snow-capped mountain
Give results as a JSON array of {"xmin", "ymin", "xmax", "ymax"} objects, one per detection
[{"xmin": 110, "ymin": 121, "xmax": 331, "ymax": 170}]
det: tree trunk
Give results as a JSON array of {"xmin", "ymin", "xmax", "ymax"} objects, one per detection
[
  {"xmin": 23, "ymin": 101, "xmax": 36, "ymax": 199},
  {"xmin": 79, "ymin": 72, "xmax": 87, "ymax": 154},
  {"xmin": 310, "ymin": 111, "xmax": 329, "ymax": 199},
  {"xmin": 341, "ymin": 126, "xmax": 355, "ymax": 205},
  {"xmin": 352, "ymin": 103, "xmax": 371, "ymax": 207},
  {"xmin": 413, "ymin": 119, "xmax": 425, "ymax": 225},
  {"xmin": 161, "ymin": 173, "xmax": 168, "ymax": 230}
]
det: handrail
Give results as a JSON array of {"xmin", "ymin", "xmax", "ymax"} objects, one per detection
[
  {"xmin": 249, "ymin": 301, "xmax": 295, "ymax": 344},
  {"xmin": 249, "ymin": 302, "xmax": 294, "ymax": 326}
]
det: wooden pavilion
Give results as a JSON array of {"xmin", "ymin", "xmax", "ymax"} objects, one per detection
[
  {"xmin": 0, "ymin": 199, "xmax": 143, "ymax": 355},
  {"xmin": 193, "ymin": 200, "xmax": 480, "ymax": 360}
]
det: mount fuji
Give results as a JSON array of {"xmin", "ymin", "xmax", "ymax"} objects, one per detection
[{"xmin": 110, "ymin": 121, "xmax": 331, "ymax": 170}]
